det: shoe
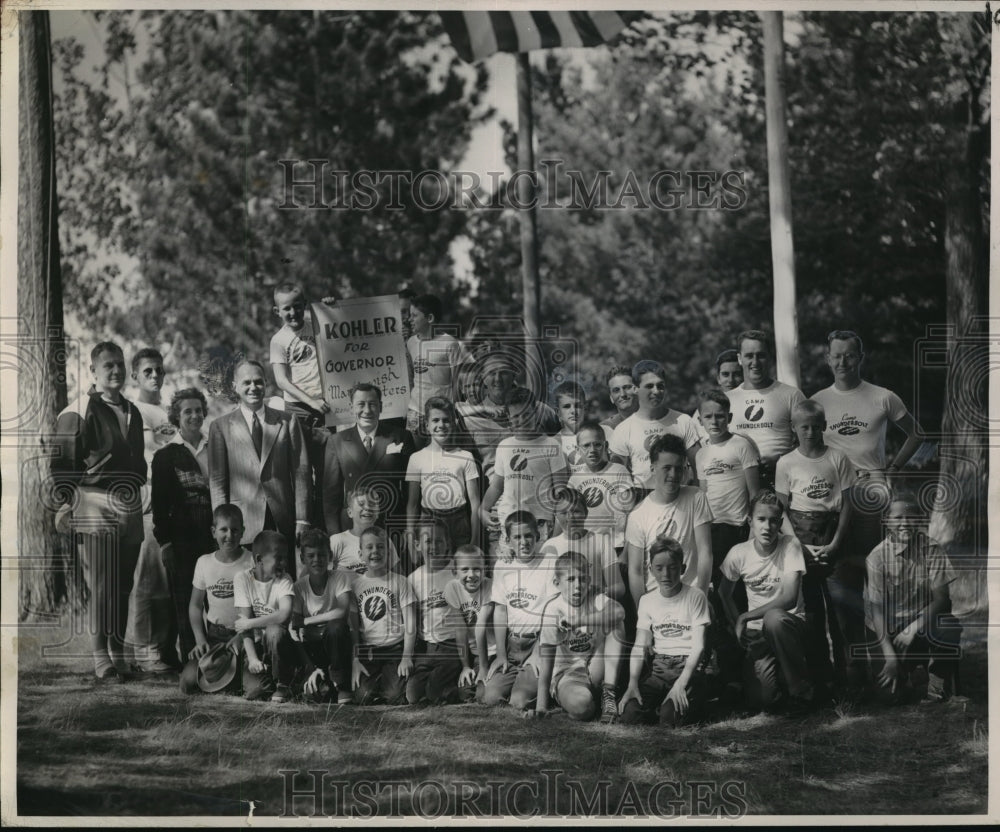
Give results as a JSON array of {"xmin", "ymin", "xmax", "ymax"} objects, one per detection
[
  {"xmin": 921, "ymin": 674, "xmax": 948, "ymax": 704},
  {"xmin": 600, "ymin": 686, "xmax": 618, "ymax": 724},
  {"xmin": 337, "ymin": 691, "xmax": 353, "ymax": 705},
  {"xmin": 94, "ymin": 666, "xmax": 125, "ymax": 685},
  {"xmin": 271, "ymin": 684, "xmax": 292, "ymax": 703},
  {"xmin": 137, "ymin": 660, "xmax": 178, "ymax": 676}
]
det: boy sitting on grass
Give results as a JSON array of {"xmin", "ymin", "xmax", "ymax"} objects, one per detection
[
  {"xmin": 718, "ymin": 490, "xmax": 816, "ymax": 713},
  {"xmin": 352, "ymin": 526, "xmax": 417, "ymax": 705},
  {"xmin": 619, "ymin": 537, "xmax": 710, "ymax": 727},
  {"xmin": 233, "ymin": 530, "xmax": 297, "ymax": 703},
  {"xmin": 529, "ymin": 552, "xmax": 626, "ymax": 723},
  {"xmin": 865, "ymin": 491, "xmax": 962, "ymax": 704},
  {"xmin": 330, "ymin": 485, "xmax": 400, "ymax": 576},
  {"xmin": 407, "ymin": 519, "xmax": 463, "ymax": 704},
  {"xmin": 445, "ymin": 545, "xmax": 495, "ymax": 702},
  {"xmin": 290, "ymin": 529, "xmax": 357, "ymax": 704},
  {"xmin": 483, "ymin": 511, "xmax": 557, "ymax": 710},
  {"xmin": 180, "ymin": 504, "xmax": 254, "ymax": 695}
]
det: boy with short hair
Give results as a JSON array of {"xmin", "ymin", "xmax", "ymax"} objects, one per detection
[
  {"xmin": 444, "ymin": 545, "xmax": 495, "ymax": 701},
  {"xmin": 483, "ymin": 512, "xmax": 557, "ymax": 709},
  {"xmin": 406, "ymin": 294, "xmax": 469, "ymax": 445},
  {"xmin": 694, "ymin": 349, "xmax": 744, "ymax": 440},
  {"xmin": 601, "ymin": 365, "xmax": 637, "ymax": 430},
  {"xmin": 552, "ymin": 381, "xmax": 615, "ymax": 468},
  {"xmin": 180, "ymin": 504, "xmax": 255, "ymax": 695},
  {"xmin": 233, "ymin": 530, "xmax": 297, "ymax": 702},
  {"xmin": 727, "ymin": 330, "xmax": 805, "ymax": 488},
  {"xmin": 406, "ymin": 520, "xmax": 463, "ymax": 704},
  {"xmin": 568, "ymin": 421, "xmax": 637, "ymax": 555},
  {"xmin": 619, "ymin": 537, "xmax": 710, "ymax": 726},
  {"xmin": 329, "ymin": 486, "xmax": 400, "ymax": 576},
  {"xmin": 624, "ymin": 434, "xmax": 713, "ymax": 609},
  {"xmin": 352, "ymin": 526, "xmax": 417, "ymax": 705},
  {"xmin": 405, "ymin": 396, "xmax": 480, "ymax": 552},
  {"xmin": 290, "ymin": 529, "xmax": 357, "ymax": 704},
  {"xmin": 531, "ymin": 552, "xmax": 626, "ymax": 722},
  {"xmin": 610, "ymin": 360, "xmax": 701, "ymax": 490},
  {"xmin": 865, "ymin": 491, "xmax": 961, "ymax": 704},
  {"xmin": 540, "ymin": 488, "xmax": 623, "ymax": 602},
  {"xmin": 718, "ymin": 490, "xmax": 815, "ymax": 712},
  {"xmin": 776, "ymin": 399, "xmax": 857, "ymax": 689},
  {"xmin": 480, "ymin": 399, "xmax": 569, "ymax": 557}
]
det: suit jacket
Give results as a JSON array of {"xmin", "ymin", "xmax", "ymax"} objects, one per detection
[
  {"xmin": 208, "ymin": 405, "xmax": 310, "ymax": 545},
  {"xmin": 322, "ymin": 422, "xmax": 415, "ymax": 534}
]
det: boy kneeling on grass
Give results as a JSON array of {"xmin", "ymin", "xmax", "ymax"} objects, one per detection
[
  {"xmin": 619, "ymin": 537, "xmax": 710, "ymax": 727},
  {"xmin": 290, "ymin": 529, "xmax": 358, "ymax": 704},
  {"xmin": 718, "ymin": 490, "xmax": 817, "ymax": 714},
  {"xmin": 528, "ymin": 552, "xmax": 626, "ymax": 723},
  {"xmin": 234, "ymin": 530, "xmax": 297, "ymax": 703},
  {"xmin": 865, "ymin": 490, "xmax": 962, "ymax": 704}
]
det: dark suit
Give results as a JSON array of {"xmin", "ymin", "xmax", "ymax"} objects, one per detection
[
  {"xmin": 322, "ymin": 423, "xmax": 415, "ymax": 535},
  {"xmin": 208, "ymin": 406, "xmax": 310, "ymax": 545}
]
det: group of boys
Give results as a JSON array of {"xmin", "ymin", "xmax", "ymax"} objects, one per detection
[{"xmin": 55, "ymin": 288, "xmax": 961, "ymax": 722}]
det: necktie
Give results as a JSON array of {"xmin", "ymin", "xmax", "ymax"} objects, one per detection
[
  {"xmin": 363, "ymin": 434, "xmax": 373, "ymax": 454},
  {"xmin": 251, "ymin": 412, "xmax": 263, "ymax": 458}
]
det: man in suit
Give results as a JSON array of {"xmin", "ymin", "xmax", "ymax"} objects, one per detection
[
  {"xmin": 209, "ymin": 359, "xmax": 310, "ymax": 547},
  {"xmin": 322, "ymin": 383, "xmax": 415, "ymax": 543}
]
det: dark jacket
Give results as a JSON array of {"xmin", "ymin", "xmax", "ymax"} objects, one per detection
[{"xmin": 151, "ymin": 440, "xmax": 214, "ymax": 555}]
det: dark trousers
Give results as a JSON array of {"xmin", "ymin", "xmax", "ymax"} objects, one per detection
[
  {"xmin": 742, "ymin": 610, "xmax": 814, "ymax": 710},
  {"xmin": 354, "ymin": 642, "xmax": 409, "ymax": 705},
  {"xmin": 620, "ymin": 654, "xmax": 704, "ymax": 726},
  {"xmin": 287, "ymin": 402, "xmax": 330, "ymax": 530},
  {"xmin": 406, "ymin": 639, "xmax": 463, "ymax": 704},
  {"xmin": 424, "ymin": 506, "xmax": 472, "ymax": 550},
  {"xmin": 867, "ymin": 614, "xmax": 963, "ymax": 702},
  {"xmin": 297, "ymin": 619, "xmax": 353, "ymax": 690},
  {"xmin": 243, "ymin": 624, "xmax": 297, "ymax": 700}
]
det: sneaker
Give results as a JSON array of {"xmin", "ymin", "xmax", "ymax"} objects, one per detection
[
  {"xmin": 137, "ymin": 659, "xmax": 178, "ymax": 676},
  {"xmin": 921, "ymin": 674, "xmax": 948, "ymax": 704},
  {"xmin": 271, "ymin": 684, "xmax": 292, "ymax": 703},
  {"xmin": 337, "ymin": 690, "xmax": 353, "ymax": 705},
  {"xmin": 600, "ymin": 686, "xmax": 618, "ymax": 724}
]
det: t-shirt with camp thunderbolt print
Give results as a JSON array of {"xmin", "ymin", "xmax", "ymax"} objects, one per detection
[
  {"xmin": 233, "ymin": 568, "xmax": 295, "ymax": 642},
  {"xmin": 726, "ymin": 381, "xmax": 805, "ymax": 466},
  {"xmin": 775, "ymin": 447, "xmax": 856, "ymax": 513},
  {"xmin": 810, "ymin": 381, "xmax": 908, "ymax": 474},
  {"xmin": 493, "ymin": 435, "xmax": 567, "ymax": 525},
  {"xmin": 192, "ymin": 549, "xmax": 255, "ymax": 629},
  {"xmin": 695, "ymin": 434, "xmax": 760, "ymax": 525},
  {"xmin": 636, "ymin": 584, "xmax": 710, "ymax": 657},
  {"xmin": 609, "ymin": 411, "xmax": 702, "ymax": 488},
  {"xmin": 568, "ymin": 462, "xmax": 636, "ymax": 549},
  {"xmin": 720, "ymin": 534, "xmax": 806, "ymax": 631},
  {"xmin": 624, "ymin": 486, "xmax": 713, "ymax": 592},
  {"xmin": 353, "ymin": 572, "xmax": 417, "ymax": 648},
  {"xmin": 444, "ymin": 577, "xmax": 496, "ymax": 657},
  {"xmin": 408, "ymin": 564, "xmax": 461, "ymax": 644},
  {"xmin": 269, "ymin": 319, "xmax": 323, "ymax": 402},
  {"xmin": 491, "ymin": 559, "xmax": 557, "ymax": 636},
  {"xmin": 537, "ymin": 592, "xmax": 625, "ymax": 677}
]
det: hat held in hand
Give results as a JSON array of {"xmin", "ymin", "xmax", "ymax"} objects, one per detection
[{"xmin": 181, "ymin": 641, "xmax": 239, "ymax": 693}]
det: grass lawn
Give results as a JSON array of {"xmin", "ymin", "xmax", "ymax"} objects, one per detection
[{"xmin": 13, "ymin": 625, "xmax": 989, "ymax": 820}]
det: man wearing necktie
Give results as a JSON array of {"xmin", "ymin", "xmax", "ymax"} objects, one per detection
[
  {"xmin": 208, "ymin": 359, "xmax": 310, "ymax": 547},
  {"xmin": 322, "ymin": 382, "xmax": 415, "ymax": 555}
]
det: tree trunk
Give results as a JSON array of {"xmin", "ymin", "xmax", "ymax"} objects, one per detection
[{"xmin": 17, "ymin": 11, "xmax": 70, "ymax": 619}]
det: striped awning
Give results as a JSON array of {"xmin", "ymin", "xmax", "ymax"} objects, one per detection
[{"xmin": 440, "ymin": 10, "xmax": 643, "ymax": 62}]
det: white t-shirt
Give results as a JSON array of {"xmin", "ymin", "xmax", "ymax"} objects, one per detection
[
  {"xmin": 353, "ymin": 572, "xmax": 417, "ymax": 648},
  {"xmin": 408, "ymin": 565, "xmax": 460, "ymax": 644},
  {"xmin": 811, "ymin": 381, "xmax": 909, "ymax": 473},
  {"xmin": 624, "ymin": 487, "xmax": 713, "ymax": 591},
  {"xmin": 405, "ymin": 445, "xmax": 479, "ymax": 512},
  {"xmin": 727, "ymin": 381, "xmax": 806, "ymax": 465},
  {"xmin": 540, "ymin": 531, "xmax": 618, "ymax": 595},
  {"xmin": 537, "ymin": 592, "xmax": 625, "ymax": 676},
  {"xmin": 406, "ymin": 333, "xmax": 467, "ymax": 414},
  {"xmin": 696, "ymin": 434, "xmax": 759, "ymax": 525},
  {"xmin": 568, "ymin": 462, "xmax": 636, "ymax": 549},
  {"xmin": 233, "ymin": 568, "xmax": 295, "ymax": 640},
  {"xmin": 491, "ymin": 559, "xmax": 557, "ymax": 635},
  {"xmin": 133, "ymin": 400, "xmax": 175, "ymax": 471},
  {"xmin": 493, "ymin": 435, "xmax": 567, "ymax": 524},
  {"xmin": 192, "ymin": 549, "xmax": 255, "ymax": 629},
  {"xmin": 636, "ymin": 584, "xmax": 711, "ymax": 656},
  {"xmin": 270, "ymin": 320, "xmax": 323, "ymax": 402},
  {"xmin": 292, "ymin": 570, "xmax": 353, "ymax": 619},
  {"xmin": 720, "ymin": 535, "xmax": 806, "ymax": 630},
  {"xmin": 329, "ymin": 530, "xmax": 400, "ymax": 575},
  {"xmin": 610, "ymin": 411, "xmax": 702, "ymax": 488},
  {"xmin": 444, "ymin": 577, "xmax": 496, "ymax": 657},
  {"xmin": 775, "ymin": 447, "xmax": 857, "ymax": 512}
]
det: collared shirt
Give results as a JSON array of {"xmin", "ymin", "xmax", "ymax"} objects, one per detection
[
  {"xmin": 239, "ymin": 403, "xmax": 265, "ymax": 435},
  {"xmin": 356, "ymin": 424, "xmax": 377, "ymax": 447},
  {"xmin": 172, "ymin": 431, "xmax": 209, "ymax": 479}
]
